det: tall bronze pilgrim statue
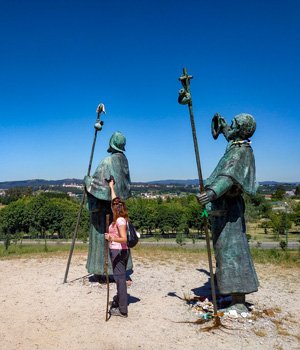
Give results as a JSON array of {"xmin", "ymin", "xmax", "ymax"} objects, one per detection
[
  {"xmin": 84, "ymin": 131, "xmax": 132, "ymax": 275},
  {"xmin": 198, "ymin": 113, "xmax": 259, "ymax": 312}
]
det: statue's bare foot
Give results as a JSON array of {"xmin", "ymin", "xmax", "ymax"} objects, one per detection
[
  {"xmin": 219, "ymin": 294, "xmax": 249, "ymax": 314},
  {"xmin": 220, "ymin": 302, "xmax": 249, "ymax": 314}
]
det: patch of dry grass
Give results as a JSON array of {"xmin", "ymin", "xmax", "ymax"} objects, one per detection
[
  {"xmin": 294, "ymin": 333, "xmax": 300, "ymax": 341},
  {"xmin": 131, "ymin": 245, "xmax": 209, "ymax": 264},
  {"xmin": 0, "ymin": 246, "xmax": 86, "ymax": 260},
  {"xmin": 276, "ymin": 326, "xmax": 290, "ymax": 337},
  {"xmin": 273, "ymin": 346, "xmax": 284, "ymax": 350},
  {"xmin": 253, "ymin": 328, "xmax": 268, "ymax": 337},
  {"xmin": 271, "ymin": 315, "xmax": 300, "ymax": 340},
  {"xmin": 1, "ymin": 243, "xmax": 300, "ymax": 271}
]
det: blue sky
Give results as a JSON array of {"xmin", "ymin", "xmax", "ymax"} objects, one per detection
[{"xmin": 0, "ymin": 0, "xmax": 299, "ymax": 183}]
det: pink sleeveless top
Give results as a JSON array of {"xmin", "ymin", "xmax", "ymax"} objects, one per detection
[{"xmin": 109, "ymin": 217, "xmax": 128, "ymax": 250}]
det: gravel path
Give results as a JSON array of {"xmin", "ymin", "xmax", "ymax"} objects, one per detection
[{"xmin": 0, "ymin": 252, "xmax": 299, "ymax": 350}]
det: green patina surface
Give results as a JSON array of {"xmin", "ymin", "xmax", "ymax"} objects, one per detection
[
  {"xmin": 205, "ymin": 115, "xmax": 259, "ymax": 295},
  {"xmin": 84, "ymin": 133, "xmax": 132, "ymax": 275}
]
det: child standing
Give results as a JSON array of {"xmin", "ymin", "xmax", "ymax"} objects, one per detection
[{"xmin": 105, "ymin": 180, "xmax": 129, "ymax": 318}]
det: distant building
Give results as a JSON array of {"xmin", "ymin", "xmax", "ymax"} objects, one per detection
[
  {"xmin": 285, "ymin": 190, "xmax": 296, "ymax": 197},
  {"xmin": 271, "ymin": 201, "xmax": 290, "ymax": 212},
  {"xmin": 67, "ymin": 192, "xmax": 77, "ymax": 198},
  {"xmin": 62, "ymin": 183, "xmax": 83, "ymax": 189},
  {"xmin": 263, "ymin": 194, "xmax": 272, "ymax": 200}
]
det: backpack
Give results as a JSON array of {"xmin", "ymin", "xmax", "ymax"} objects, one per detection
[{"xmin": 127, "ymin": 222, "xmax": 139, "ymax": 248}]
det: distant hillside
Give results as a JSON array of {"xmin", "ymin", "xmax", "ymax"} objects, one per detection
[
  {"xmin": 148, "ymin": 179, "xmax": 199, "ymax": 185},
  {"xmin": 259, "ymin": 181, "xmax": 300, "ymax": 186},
  {"xmin": 0, "ymin": 178, "xmax": 83, "ymax": 189},
  {"xmin": 0, "ymin": 178, "xmax": 200, "ymax": 189},
  {"xmin": 0, "ymin": 178, "xmax": 299, "ymax": 189},
  {"xmin": 148, "ymin": 180, "xmax": 300, "ymax": 186}
]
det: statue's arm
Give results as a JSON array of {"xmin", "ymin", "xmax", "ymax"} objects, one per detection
[
  {"xmin": 83, "ymin": 175, "xmax": 93, "ymax": 188},
  {"xmin": 198, "ymin": 175, "xmax": 234, "ymax": 205},
  {"xmin": 83, "ymin": 158, "xmax": 112, "ymax": 200}
]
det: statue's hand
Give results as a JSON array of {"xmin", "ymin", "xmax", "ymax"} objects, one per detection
[
  {"xmin": 105, "ymin": 175, "xmax": 115, "ymax": 190},
  {"xmin": 219, "ymin": 116, "xmax": 227, "ymax": 130},
  {"xmin": 84, "ymin": 175, "xmax": 92, "ymax": 188},
  {"xmin": 197, "ymin": 190, "xmax": 216, "ymax": 205},
  {"xmin": 213, "ymin": 113, "xmax": 227, "ymax": 130}
]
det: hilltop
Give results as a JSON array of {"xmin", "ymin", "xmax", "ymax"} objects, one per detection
[{"xmin": 1, "ymin": 178, "xmax": 300, "ymax": 189}]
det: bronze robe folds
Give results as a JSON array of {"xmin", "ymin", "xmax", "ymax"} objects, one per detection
[
  {"xmin": 84, "ymin": 152, "xmax": 132, "ymax": 275},
  {"xmin": 205, "ymin": 142, "xmax": 259, "ymax": 295}
]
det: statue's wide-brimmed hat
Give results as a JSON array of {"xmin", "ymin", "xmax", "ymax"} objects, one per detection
[
  {"xmin": 233, "ymin": 113, "xmax": 256, "ymax": 139},
  {"xmin": 107, "ymin": 131, "xmax": 126, "ymax": 153}
]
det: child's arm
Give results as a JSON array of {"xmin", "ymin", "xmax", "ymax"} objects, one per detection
[{"xmin": 108, "ymin": 179, "xmax": 117, "ymax": 200}]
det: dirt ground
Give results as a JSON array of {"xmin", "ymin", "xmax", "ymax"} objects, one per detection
[{"xmin": 0, "ymin": 251, "xmax": 299, "ymax": 350}]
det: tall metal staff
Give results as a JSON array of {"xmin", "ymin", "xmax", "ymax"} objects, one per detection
[
  {"xmin": 63, "ymin": 103, "xmax": 106, "ymax": 284},
  {"xmin": 178, "ymin": 68, "xmax": 219, "ymax": 320},
  {"xmin": 105, "ymin": 214, "xmax": 110, "ymax": 321}
]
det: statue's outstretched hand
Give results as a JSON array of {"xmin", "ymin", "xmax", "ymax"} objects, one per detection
[
  {"xmin": 213, "ymin": 113, "xmax": 227, "ymax": 130},
  {"xmin": 105, "ymin": 175, "xmax": 115, "ymax": 189},
  {"xmin": 219, "ymin": 116, "xmax": 227, "ymax": 130},
  {"xmin": 197, "ymin": 190, "xmax": 216, "ymax": 205}
]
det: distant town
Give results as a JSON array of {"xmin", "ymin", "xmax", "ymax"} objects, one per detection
[
  {"xmin": 0, "ymin": 178, "xmax": 299, "ymax": 202},
  {"xmin": 0, "ymin": 179, "xmax": 299, "ymax": 244}
]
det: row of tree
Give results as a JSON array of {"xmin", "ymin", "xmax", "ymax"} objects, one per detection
[
  {"xmin": 0, "ymin": 192, "xmax": 89, "ymax": 248},
  {"xmin": 126, "ymin": 195, "xmax": 202, "ymax": 235},
  {"xmin": 0, "ymin": 193, "xmax": 204, "ymax": 244},
  {"xmin": 1, "ymin": 191, "xmax": 299, "ymax": 248},
  {"xmin": 244, "ymin": 194, "xmax": 300, "ymax": 238}
]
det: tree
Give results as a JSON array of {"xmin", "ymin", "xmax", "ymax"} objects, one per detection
[
  {"xmin": 0, "ymin": 204, "xmax": 18, "ymax": 249},
  {"xmin": 291, "ymin": 202, "xmax": 300, "ymax": 229},
  {"xmin": 176, "ymin": 231, "xmax": 185, "ymax": 246},
  {"xmin": 156, "ymin": 197, "xmax": 163, "ymax": 205},
  {"xmin": 185, "ymin": 201, "xmax": 203, "ymax": 235},
  {"xmin": 41, "ymin": 192, "xmax": 69, "ymax": 199},
  {"xmin": 258, "ymin": 201, "xmax": 272, "ymax": 218},
  {"xmin": 126, "ymin": 198, "xmax": 149, "ymax": 233},
  {"xmin": 273, "ymin": 188, "xmax": 285, "ymax": 200},
  {"xmin": 258, "ymin": 219, "xmax": 272, "ymax": 235},
  {"xmin": 59, "ymin": 199, "xmax": 89, "ymax": 241},
  {"xmin": 0, "ymin": 192, "xmax": 89, "ymax": 250},
  {"xmin": 0, "ymin": 198, "xmax": 32, "ymax": 249},
  {"xmin": 0, "ymin": 187, "xmax": 33, "ymax": 205},
  {"xmin": 27, "ymin": 194, "xmax": 89, "ymax": 242},
  {"xmin": 269, "ymin": 211, "xmax": 291, "ymax": 240},
  {"xmin": 144, "ymin": 204, "xmax": 158, "ymax": 234},
  {"xmin": 165, "ymin": 203, "xmax": 184, "ymax": 234},
  {"xmin": 27, "ymin": 195, "xmax": 55, "ymax": 250}
]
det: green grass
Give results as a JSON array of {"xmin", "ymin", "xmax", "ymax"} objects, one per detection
[
  {"xmin": 131, "ymin": 244, "xmax": 209, "ymax": 264},
  {"xmin": 0, "ymin": 242, "xmax": 299, "ymax": 267},
  {"xmin": 246, "ymin": 222, "xmax": 300, "ymax": 242},
  {"xmin": 0, "ymin": 242, "xmax": 88, "ymax": 259},
  {"xmin": 133, "ymin": 245, "xmax": 300, "ymax": 266},
  {"xmin": 251, "ymin": 248, "xmax": 300, "ymax": 266}
]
